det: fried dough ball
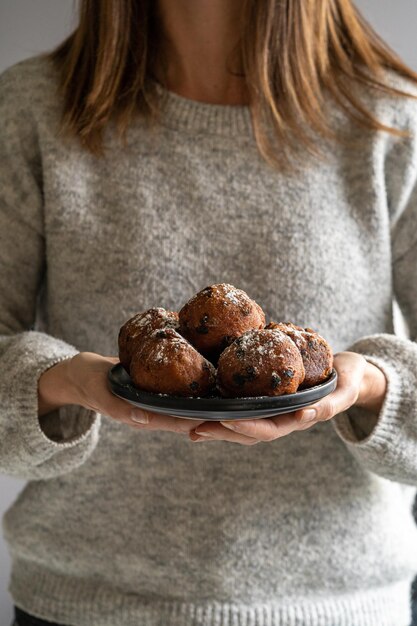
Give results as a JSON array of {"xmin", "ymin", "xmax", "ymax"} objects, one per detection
[
  {"xmin": 179, "ymin": 283, "xmax": 265, "ymax": 362},
  {"xmin": 217, "ymin": 328, "xmax": 305, "ymax": 398},
  {"xmin": 266, "ymin": 321, "xmax": 333, "ymax": 388},
  {"xmin": 118, "ymin": 308, "xmax": 179, "ymax": 374},
  {"xmin": 130, "ymin": 328, "xmax": 216, "ymax": 397}
]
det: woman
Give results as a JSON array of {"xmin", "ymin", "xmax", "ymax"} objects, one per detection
[{"xmin": 1, "ymin": 1, "xmax": 417, "ymax": 625}]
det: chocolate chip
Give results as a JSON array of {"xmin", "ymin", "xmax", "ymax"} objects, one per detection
[
  {"xmin": 232, "ymin": 366, "xmax": 257, "ymax": 387},
  {"xmin": 156, "ymin": 330, "xmax": 168, "ymax": 339},
  {"xmin": 271, "ymin": 373, "xmax": 282, "ymax": 389},
  {"xmin": 283, "ymin": 369, "xmax": 294, "ymax": 378},
  {"xmin": 233, "ymin": 373, "xmax": 247, "ymax": 386},
  {"xmin": 196, "ymin": 314, "xmax": 209, "ymax": 334},
  {"xmin": 189, "ymin": 381, "xmax": 199, "ymax": 391},
  {"xmin": 245, "ymin": 366, "xmax": 257, "ymax": 380}
]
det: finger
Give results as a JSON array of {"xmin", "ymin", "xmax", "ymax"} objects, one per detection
[
  {"xmin": 101, "ymin": 369, "xmax": 206, "ymax": 431},
  {"xmin": 191, "ymin": 423, "xmax": 261, "ymax": 445},
  {"xmin": 296, "ymin": 354, "xmax": 366, "ymax": 423},
  {"xmin": 219, "ymin": 412, "xmax": 315, "ymax": 441},
  {"xmin": 190, "ymin": 352, "xmax": 368, "ymax": 441},
  {"xmin": 112, "ymin": 403, "xmax": 206, "ymax": 433},
  {"xmin": 85, "ymin": 385, "xmax": 150, "ymax": 426},
  {"xmin": 133, "ymin": 413, "xmax": 206, "ymax": 433},
  {"xmin": 84, "ymin": 369, "xmax": 152, "ymax": 426}
]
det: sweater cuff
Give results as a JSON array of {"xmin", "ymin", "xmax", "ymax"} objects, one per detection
[
  {"xmin": 332, "ymin": 354, "xmax": 403, "ymax": 466},
  {"xmin": 9, "ymin": 331, "xmax": 100, "ymax": 466}
]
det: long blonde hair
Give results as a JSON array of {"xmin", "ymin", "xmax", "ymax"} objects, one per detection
[{"xmin": 48, "ymin": 0, "xmax": 417, "ymax": 171}]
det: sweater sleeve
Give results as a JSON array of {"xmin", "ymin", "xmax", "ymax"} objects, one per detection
[
  {"xmin": 0, "ymin": 62, "xmax": 101, "ymax": 481},
  {"xmin": 332, "ymin": 83, "xmax": 417, "ymax": 485}
]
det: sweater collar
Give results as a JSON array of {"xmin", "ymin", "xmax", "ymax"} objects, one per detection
[{"xmin": 153, "ymin": 81, "xmax": 254, "ymax": 137}]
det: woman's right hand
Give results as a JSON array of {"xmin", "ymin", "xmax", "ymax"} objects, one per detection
[{"xmin": 38, "ymin": 352, "xmax": 206, "ymax": 435}]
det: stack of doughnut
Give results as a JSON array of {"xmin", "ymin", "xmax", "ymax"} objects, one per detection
[{"xmin": 118, "ymin": 283, "xmax": 333, "ymax": 398}]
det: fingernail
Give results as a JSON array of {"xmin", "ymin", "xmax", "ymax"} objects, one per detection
[
  {"xmin": 194, "ymin": 431, "xmax": 214, "ymax": 438},
  {"xmin": 130, "ymin": 410, "xmax": 149, "ymax": 424},
  {"xmin": 300, "ymin": 409, "xmax": 317, "ymax": 423}
]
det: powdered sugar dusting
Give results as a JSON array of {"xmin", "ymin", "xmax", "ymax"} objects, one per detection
[
  {"xmin": 286, "ymin": 327, "xmax": 306, "ymax": 341},
  {"xmin": 232, "ymin": 329, "xmax": 289, "ymax": 365},
  {"xmin": 182, "ymin": 283, "xmax": 251, "ymax": 309},
  {"xmin": 224, "ymin": 288, "xmax": 246, "ymax": 306},
  {"xmin": 130, "ymin": 308, "xmax": 177, "ymax": 335},
  {"xmin": 288, "ymin": 327, "xmax": 316, "ymax": 342},
  {"xmin": 238, "ymin": 329, "xmax": 285, "ymax": 351},
  {"xmin": 131, "ymin": 311, "xmax": 155, "ymax": 330},
  {"xmin": 147, "ymin": 328, "xmax": 191, "ymax": 364},
  {"xmin": 222, "ymin": 284, "xmax": 250, "ymax": 308},
  {"xmin": 269, "ymin": 321, "xmax": 318, "ymax": 345}
]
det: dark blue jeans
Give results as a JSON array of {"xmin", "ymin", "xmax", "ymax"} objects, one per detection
[
  {"xmin": 411, "ymin": 577, "xmax": 417, "ymax": 626},
  {"xmin": 13, "ymin": 607, "xmax": 67, "ymax": 626}
]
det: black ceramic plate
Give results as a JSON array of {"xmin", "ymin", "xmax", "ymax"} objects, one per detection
[{"xmin": 108, "ymin": 363, "xmax": 338, "ymax": 421}]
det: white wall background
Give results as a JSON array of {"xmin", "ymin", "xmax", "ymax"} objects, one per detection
[{"xmin": 0, "ymin": 1, "xmax": 416, "ymax": 624}]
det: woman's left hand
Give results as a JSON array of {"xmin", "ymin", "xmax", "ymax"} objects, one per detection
[{"xmin": 189, "ymin": 352, "xmax": 387, "ymax": 445}]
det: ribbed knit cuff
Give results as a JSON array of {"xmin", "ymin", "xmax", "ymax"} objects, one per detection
[
  {"xmin": 6, "ymin": 331, "xmax": 100, "ymax": 469},
  {"xmin": 332, "ymin": 353, "xmax": 404, "ymax": 469}
]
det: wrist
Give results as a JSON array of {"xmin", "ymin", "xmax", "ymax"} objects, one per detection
[
  {"xmin": 355, "ymin": 361, "xmax": 387, "ymax": 413},
  {"xmin": 37, "ymin": 357, "xmax": 78, "ymax": 417}
]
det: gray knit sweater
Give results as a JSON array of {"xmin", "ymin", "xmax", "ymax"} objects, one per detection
[{"xmin": 1, "ymin": 55, "xmax": 417, "ymax": 626}]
